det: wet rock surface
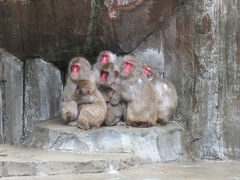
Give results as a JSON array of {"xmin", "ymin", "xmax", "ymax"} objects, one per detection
[
  {"xmin": 23, "ymin": 118, "xmax": 185, "ymax": 164},
  {"xmin": 0, "ymin": 49, "xmax": 24, "ymax": 144},
  {"xmin": 0, "ymin": 145, "xmax": 133, "ymax": 177},
  {"xmin": 24, "ymin": 59, "xmax": 63, "ymax": 134}
]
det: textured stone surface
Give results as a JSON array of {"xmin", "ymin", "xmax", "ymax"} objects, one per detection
[
  {"xmin": 102, "ymin": 0, "xmax": 184, "ymax": 53},
  {"xmin": 0, "ymin": 145, "xmax": 133, "ymax": 177},
  {"xmin": 0, "ymin": 0, "xmax": 97, "ymax": 67},
  {"xmin": 0, "ymin": 0, "xmax": 184, "ymax": 68},
  {"xmin": 2, "ymin": 161, "xmax": 240, "ymax": 180},
  {"xmin": 132, "ymin": 0, "xmax": 240, "ymax": 160},
  {"xmin": 23, "ymin": 118, "xmax": 185, "ymax": 164},
  {"xmin": 0, "ymin": 49, "xmax": 24, "ymax": 144},
  {"xmin": 24, "ymin": 59, "xmax": 63, "ymax": 135}
]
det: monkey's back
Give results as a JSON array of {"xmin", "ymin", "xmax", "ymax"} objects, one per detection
[
  {"xmin": 124, "ymin": 77, "xmax": 158, "ymax": 126},
  {"xmin": 78, "ymin": 89, "xmax": 107, "ymax": 129},
  {"xmin": 153, "ymin": 78, "xmax": 178, "ymax": 123}
]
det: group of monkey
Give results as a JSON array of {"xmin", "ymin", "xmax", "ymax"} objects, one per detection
[{"xmin": 61, "ymin": 51, "xmax": 178, "ymax": 130}]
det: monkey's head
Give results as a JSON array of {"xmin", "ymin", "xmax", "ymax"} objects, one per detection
[
  {"xmin": 97, "ymin": 51, "xmax": 117, "ymax": 67},
  {"xmin": 100, "ymin": 62, "xmax": 119, "ymax": 87},
  {"xmin": 78, "ymin": 80, "xmax": 95, "ymax": 95},
  {"xmin": 120, "ymin": 55, "xmax": 143, "ymax": 79},
  {"xmin": 142, "ymin": 64, "xmax": 159, "ymax": 81},
  {"xmin": 69, "ymin": 57, "xmax": 91, "ymax": 82},
  {"xmin": 142, "ymin": 64, "xmax": 155, "ymax": 81}
]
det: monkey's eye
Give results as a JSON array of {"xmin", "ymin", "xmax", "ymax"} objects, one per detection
[
  {"xmin": 102, "ymin": 54, "xmax": 110, "ymax": 58},
  {"xmin": 71, "ymin": 64, "xmax": 80, "ymax": 72},
  {"xmin": 125, "ymin": 61, "xmax": 134, "ymax": 67}
]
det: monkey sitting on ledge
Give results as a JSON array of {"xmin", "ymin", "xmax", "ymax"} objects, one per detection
[
  {"xmin": 118, "ymin": 55, "xmax": 159, "ymax": 127},
  {"xmin": 69, "ymin": 80, "xmax": 107, "ymax": 130},
  {"xmin": 142, "ymin": 64, "xmax": 178, "ymax": 125}
]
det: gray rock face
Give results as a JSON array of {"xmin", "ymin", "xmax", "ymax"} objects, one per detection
[
  {"xmin": 0, "ymin": 49, "xmax": 24, "ymax": 144},
  {"xmin": 132, "ymin": 0, "xmax": 240, "ymax": 160},
  {"xmin": 23, "ymin": 118, "xmax": 185, "ymax": 164},
  {"xmin": 24, "ymin": 59, "xmax": 63, "ymax": 135}
]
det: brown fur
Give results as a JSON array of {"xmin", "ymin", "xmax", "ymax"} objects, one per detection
[
  {"xmin": 119, "ymin": 55, "xmax": 158, "ymax": 127},
  {"xmin": 143, "ymin": 64, "xmax": 178, "ymax": 125},
  {"xmin": 74, "ymin": 80, "xmax": 107, "ymax": 130}
]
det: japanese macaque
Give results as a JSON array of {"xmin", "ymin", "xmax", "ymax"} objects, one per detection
[
  {"xmin": 61, "ymin": 57, "xmax": 96, "ymax": 124},
  {"xmin": 142, "ymin": 64, "xmax": 178, "ymax": 125},
  {"xmin": 92, "ymin": 51, "xmax": 117, "ymax": 85},
  {"xmin": 119, "ymin": 55, "xmax": 158, "ymax": 127},
  {"xmin": 100, "ymin": 62, "xmax": 125, "ymax": 126},
  {"xmin": 71, "ymin": 80, "xmax": 107, "ymax": 130}
]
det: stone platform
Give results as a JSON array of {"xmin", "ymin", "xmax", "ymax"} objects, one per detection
[
  {"xmin": 0, "ymin": 145, "xmax": 133, "ymax": 177},
  {"xmin": 23, "ymin": 118, "xmax": 185, "ymax": 163}
]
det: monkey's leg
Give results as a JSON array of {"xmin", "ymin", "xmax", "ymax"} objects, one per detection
[
  {"xmin": 61, "ymin": 101, "xmax": 78, "ymax": 124},
  {"xmin": 77, "ymin": 107, "xmax": 91, "ymax": 130}
]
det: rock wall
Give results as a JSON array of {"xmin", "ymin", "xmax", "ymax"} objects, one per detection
[
  {"xmin": 0, "ymin": 49, "xmax": 62, "ymax": 143},
  {"xmin": 24, "ymin": 58, "xmax": 63, "ymax": 135},
  {"xmin": 132, "ymin": 0, "xmax": 240, "ymax": 160},
  {"xmin": 0, "ymin": 49, "xmax": 24, "ymax": 144},
  {"xmin": 0, "ymin": 0, "xmax": 239, "ymax": 160}
]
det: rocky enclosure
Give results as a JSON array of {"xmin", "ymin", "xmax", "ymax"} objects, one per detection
[{"xmin": 0, "ymin": 0, "xmax": 240, "ymax": 161}]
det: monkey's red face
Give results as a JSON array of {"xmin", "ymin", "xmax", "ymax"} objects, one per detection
[
  {"xmin": 143, "ymin": 67, "xmax": 152, "ymax": 78},
  {"xmin": 100, "ymin": 71, "xmax": 109, "ymax": 83},
  {"xmin": 100, "ymin": 54, "xmax": 110, "ymax": 66},
  {"xmin": 123, "ymin": 61, "xmax": 134, "ymax": 75},
  {"xmin": 71, "ymin": 64, "xmax": 80, "ymax": 78}
]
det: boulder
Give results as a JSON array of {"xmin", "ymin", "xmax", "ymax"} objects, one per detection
[
  {"xmin": 24, "ymin": 58, "xmax": 63, "ymax": 135},
  {"xmin": 0, "ymin": 49, "xmax": 24, "ymax": 144}
]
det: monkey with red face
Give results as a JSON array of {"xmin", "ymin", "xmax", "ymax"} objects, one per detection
[
  {"xmin": 119, "ymin": 55, "xmax": 158, "ymax": 127},
  {"xmin": 142, "ymin": 64, "xmax": 178, "ymax": 125},
  {"xmin": 61, "ymin": 57, "xmax": 96, "ymax": 125},
  {"xmin": 99, "ymin": 62, "xmax": 126, "ymax": 126},
  {"xmin": 92, "ymin": 51, "xmax": 117, "ymax": 86}
]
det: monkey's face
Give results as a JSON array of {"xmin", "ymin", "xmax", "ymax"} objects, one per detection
[
  {"xmin": 143, "ymin": 66, "xmax": 153, "ymax": 79},
  {"xmin": 100, "ymin": 54, "xmax": 110, "ymax": 66},
  {"xmin": 71, "ymin": 63, "xmax": 81, "ymax": 80},
  {"xmin": 122, "ymin": 61, "xmax": 134, "ymax": 77}
]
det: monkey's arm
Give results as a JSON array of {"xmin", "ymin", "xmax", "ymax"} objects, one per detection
[
  {"xmin": 62, "ymin": 76, "xmax": 77, "ymax": 102},
  {"xmin": 76, "ymin": 95, "xmax": 98, "ymax": 104}
]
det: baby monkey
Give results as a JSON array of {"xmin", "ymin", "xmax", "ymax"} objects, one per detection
[{"xmin": 69, "ymin": 80, "xmax": 107, "ymax": 130}]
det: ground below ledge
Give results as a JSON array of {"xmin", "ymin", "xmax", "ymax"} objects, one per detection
[{"xmin": 1, "ymin": 160, "xmax": 240, "ymax": 180}]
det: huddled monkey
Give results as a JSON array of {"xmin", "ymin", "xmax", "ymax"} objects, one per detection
[
  {"xmin": 61, "ymin": 57, "xmax": 94, "ymax": 124},
  {"xmin": 72, "ymin": 80, "xmax": 107, "ymax": 130},
  {"xmin": 61, "ymin": 57, "xmax": 107, "ymax": 130},
  {"xmin": 93, "ymin": 51, "xmax": 126, "ymax": 126},
  {"xmin": 118, "ymin": 55, "xmax": 158, "ymax": 127},
  {"xmin": 92, "ymin": 51, "xmax": 117, "ymax": 86},
  {"xmin": 100, "ymin": 62, "xmax": 125, "ymax": 126},
  {"xmin": 142, "ymin": 64, "xmax": 178, "ymax": 125}
]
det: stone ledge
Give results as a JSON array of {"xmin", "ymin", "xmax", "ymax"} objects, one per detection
[
  {"xmin": 0, "ymin": 145, "xmax": 133, "ymax": 177},
  {"xmin": 23, "ymin": 118, "xmax": 185, "ymax": 163}
]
